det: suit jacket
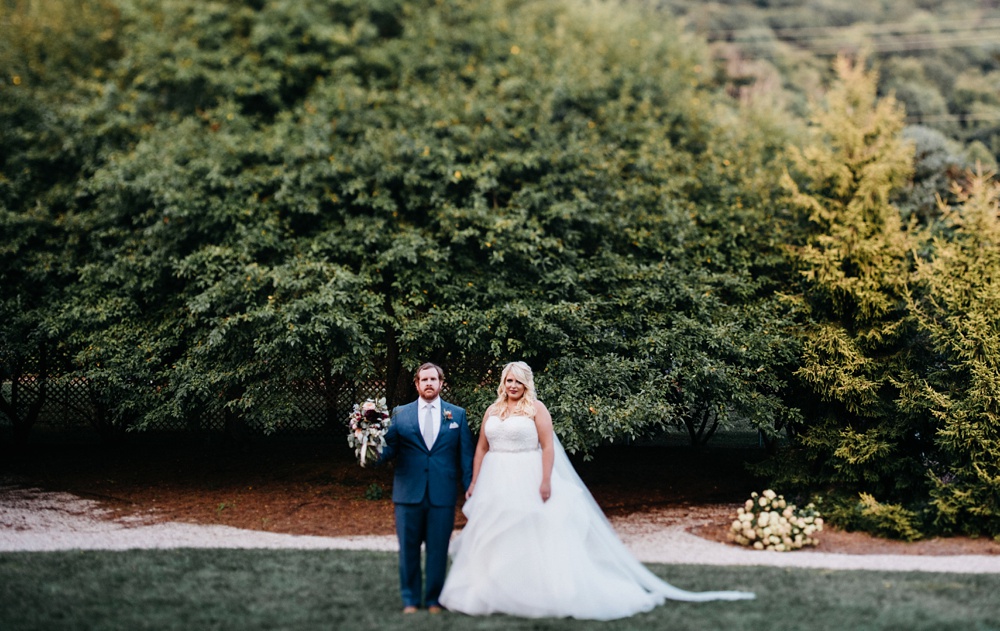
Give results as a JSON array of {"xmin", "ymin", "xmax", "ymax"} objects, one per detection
[{"xmin": 380, "ymin": 399, "xmax": 475, "ymax": 507}]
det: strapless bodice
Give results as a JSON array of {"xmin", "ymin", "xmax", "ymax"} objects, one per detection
[{"xmin": 484, "ymin": 415, "xmax": 539, "ymax": 453}]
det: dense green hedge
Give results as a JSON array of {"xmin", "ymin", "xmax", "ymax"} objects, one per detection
[{"xmin": 1, "ymin": 0, "xmax": 799, "ymax": 448}]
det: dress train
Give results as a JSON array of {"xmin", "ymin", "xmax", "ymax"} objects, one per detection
[{"xmin": 438, "ymin": 415, "xmax": 754, "ymax": 620}]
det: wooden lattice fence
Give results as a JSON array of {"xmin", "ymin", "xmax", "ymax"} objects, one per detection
[{"xmin": 0, "ymin": 357, "xmax": 498, "ymax": 438}]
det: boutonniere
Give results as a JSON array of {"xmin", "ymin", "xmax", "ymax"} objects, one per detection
[{"xmin": 444, "ymin": 410, "xmax": 453, "ymax": 420}]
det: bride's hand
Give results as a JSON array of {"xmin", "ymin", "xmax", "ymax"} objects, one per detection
[
  {"xmin": 465, "ymin": 483, "xmax": 475, "ymax": 500},
  {"xmin": 539, "ymin": 481, "xmax": 551, "ymax": 502}
]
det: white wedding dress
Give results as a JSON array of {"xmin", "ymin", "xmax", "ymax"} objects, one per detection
[{"xmin": 438, "ymin": 415, "xmax": 754, "ymax": 620}]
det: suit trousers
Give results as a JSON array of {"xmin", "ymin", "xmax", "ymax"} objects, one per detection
[{"xmin": 394, "ymin": 494, "xmax": 456, "ymax": 608}]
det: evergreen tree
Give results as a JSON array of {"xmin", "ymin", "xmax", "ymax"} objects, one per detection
[
  {"xmin": 908, "ymin": 171, "xmax": 1000, "ymax": 537},
  {"xmin": 770, "ymin": 56, "xmax": 929, "ymax": 536}
]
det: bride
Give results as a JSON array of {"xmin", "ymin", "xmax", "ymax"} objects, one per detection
[{"xmin": 438, "ymin": 361, "xmax": 754, "ymax": 620}]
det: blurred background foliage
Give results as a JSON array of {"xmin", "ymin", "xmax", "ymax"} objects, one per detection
[{"xmin": 3, "ymin": 0, "xmax": 1000, "ymax": 538}]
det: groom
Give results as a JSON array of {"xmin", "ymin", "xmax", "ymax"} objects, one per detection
[{"xmin": 379, "ymin": 362, "xmax": 475, "ymax": 614}]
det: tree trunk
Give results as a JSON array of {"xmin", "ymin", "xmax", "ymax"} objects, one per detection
[
  {"xmin": 684, "ymin": 404, "xmax": 721, "ymax": 449},
  {"xmin": 0, "ymin": 347, "xmax": 49, "ymax": 445},
  {"xmin": 318, "ymin": 357, "xmax": 346, "ymax": 430},
  {"xmin": 384, "ymin": 327, "xmax": 412, "ymax": 410},
  {"xmin": 381, "ymin": 271, "xmax": 413, "ymax": 409},
  {"xmin": 86, "ymin": 381, "xmax": 129, "ymax": 446}
]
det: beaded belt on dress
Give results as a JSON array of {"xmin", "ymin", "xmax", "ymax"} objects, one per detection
[{"xmin": 489, "ymin": 445, "xmax": 541, "ymax": 453}]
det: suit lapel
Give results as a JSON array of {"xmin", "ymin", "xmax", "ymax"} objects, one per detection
[
  {"xmin": 401, "ymin": 403, "xmax": 422, "ymax": 451},
  {"xmin": 409, "ymin": 400, "xmax": 435, "ymax": 453},
  {"xmin": 407, "ymin": 399, "xmax": 451, "ymax": 453}
]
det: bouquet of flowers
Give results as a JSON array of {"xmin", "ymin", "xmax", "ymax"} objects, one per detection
[
  {"xmin": 730, "ymin": 489, "xmax": 823, "ymax": 552},
  {"xmin": 347, "ymin": 398, "xmax": 391, "ymax": 467}
]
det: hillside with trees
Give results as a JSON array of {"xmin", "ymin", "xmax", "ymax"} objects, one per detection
[{"xmin": 667, "ymin": 0, "xmax": 1000, "ymax": 163}]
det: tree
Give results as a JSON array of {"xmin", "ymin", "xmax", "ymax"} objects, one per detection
[
  {"xmin": 2, "ymin": 0, "xmax": 800, "ymax": 455},
  {"xmin": 768, "ymin": 56, "xmax": 930, "ymax": 536},
  {"xmin": 0, "ymin": 0, "xmax": 123, "ymax": 440},
  {"xmin": 907, "ymin": 170, "xmax": 1000, "ymax": 537}
]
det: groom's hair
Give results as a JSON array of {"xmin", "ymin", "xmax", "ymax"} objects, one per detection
[{"xmin": 414, "ymin": 362, "xmax": 445, "ymax": 382}]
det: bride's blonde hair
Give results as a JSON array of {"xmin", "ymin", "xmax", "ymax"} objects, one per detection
[{"xmin": 488, "ymin": 361, "xmax": 538, "ymax": 419}]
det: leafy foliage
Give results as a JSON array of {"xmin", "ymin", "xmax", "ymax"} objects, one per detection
[
  {"xmin": 824, "ymin": 492, "xmax": 923, "ymax": 541},
  {"xmin": 1, "ymin": 0, "xmax": 798, "ymax": 451},
  {"xmin": 774, "ymin": 56, "xmax": 924, "ymax": 502},
  {"xmin": 1, "ymin": 0, "xmax": 126, "ymax": 438},
  {"xmin": 906, "ymin": 172, "xmax": 1000, "ymax": 537},
  {"xmin": 764, "ymin": 57, "xmax": 1000, "ymax": 538}
]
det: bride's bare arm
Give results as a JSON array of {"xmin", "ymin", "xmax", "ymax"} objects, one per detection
[
  {"xmin": 465, "ymin": 411, "xmax": 491, "ymax": 499},
  {"xmin": 534, "ymin": 401, "xmax": 554, "ymax": 502}
]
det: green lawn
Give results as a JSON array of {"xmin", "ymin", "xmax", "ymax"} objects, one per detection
[{"xmin": 2, "ymin": 549, "xmax": 999, "ymax": 630}]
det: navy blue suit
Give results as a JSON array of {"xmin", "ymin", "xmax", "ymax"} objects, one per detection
[{"xmin": 380, "ymin": 398, "xmax": 474, "ymax": 608}]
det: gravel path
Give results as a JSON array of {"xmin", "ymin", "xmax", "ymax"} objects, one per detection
[{"xmin": 3, "ymin": 482, "xmax": 999, "ymax": 574}]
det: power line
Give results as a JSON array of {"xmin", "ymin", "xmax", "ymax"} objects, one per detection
[
  {"xmin": 699, "ymin": 15, "xmax": 1000, "ymax": 40},
  {"xmin": 906, "ymin": 112, "xmax": 1000, "ymax": 124},
  {"xmin": 770, "ymin": 28, "xmax": 1000, "ymax": 47},
  {"xmin": 699, "ymin": 14, "xmax": 1000, "ymax": 129},
  {"xmin": 809, "ymin": 33, "xmax": 1000, "ymax": 54},
  {"xmin": 789, "ymin": 16, "xmax": 1000, "ymax": 37},
  {"xmin": 701, "ymin": 15, "xmax": 1000, "ymax": 55},
  {"xmin": 711, "ymin": 32, "xmax": 1000, "ymax": 57}
]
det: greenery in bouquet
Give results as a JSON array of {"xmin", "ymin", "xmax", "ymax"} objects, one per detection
[
  {"xmin": 730, "ymin": 490, "xmax": 823, "ymax": 552},
  {"xmin": 347, "ymin": 398, "xmax": 391, "ymax": 468}
]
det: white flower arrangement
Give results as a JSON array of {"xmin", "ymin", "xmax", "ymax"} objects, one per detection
[
  {"xmin": 346, "ymin": 398, "xmax": 391, "ymax": 467},
  {"xmin": 730, "ymin": 489, "xmax": 823, "ymax": 552}
]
